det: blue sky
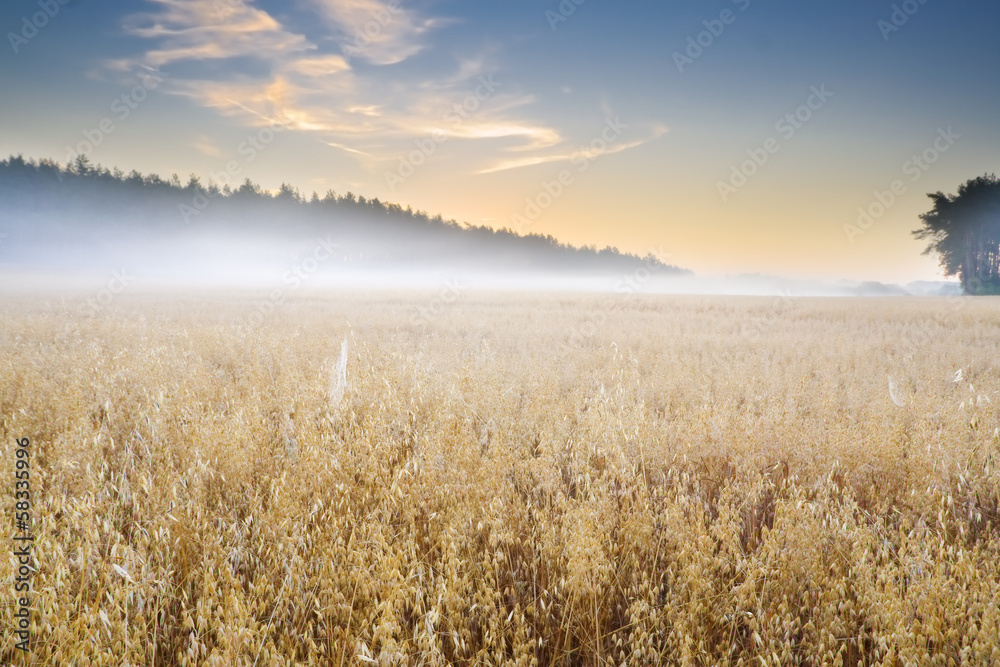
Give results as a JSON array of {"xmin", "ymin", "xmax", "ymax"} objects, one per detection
[{"xmin": 2, "ymin": 0, "xmax": 999, "ymax": 281}]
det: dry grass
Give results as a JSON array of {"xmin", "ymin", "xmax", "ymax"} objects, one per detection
[{"xmin": 2, "ymin": 290, "xmax": 999, "ymax": 666}]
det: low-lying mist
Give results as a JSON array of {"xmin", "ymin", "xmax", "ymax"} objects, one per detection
[{"xmin": 0, "ymin": 156, "xmax": 960, "ymax": 297}]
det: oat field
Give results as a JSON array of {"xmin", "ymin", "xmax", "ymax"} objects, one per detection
[{"xmin": 2, "ymin": 290, "xmax": 999, "ymax": 666}]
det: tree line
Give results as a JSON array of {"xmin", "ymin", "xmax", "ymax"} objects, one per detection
[{"xmin": 0, "ymin": 154, "xmax": 689, "ymax": 276}]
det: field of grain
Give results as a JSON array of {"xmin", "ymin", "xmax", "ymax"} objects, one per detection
[{"xmin": 2, "ymin": 290, "xmax": 999, "ymax": 666}]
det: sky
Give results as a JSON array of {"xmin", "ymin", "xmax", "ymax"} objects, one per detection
[{"xmin": 2, "ymin": 0, "xmax": 999, "ymax": 283}]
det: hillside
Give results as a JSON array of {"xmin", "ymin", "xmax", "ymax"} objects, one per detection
[{"xmin": 0, "ymin": 155, "xmax": 688, "ymax": 281}]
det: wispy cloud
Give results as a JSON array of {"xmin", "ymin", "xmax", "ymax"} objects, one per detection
[
  {"xmin": 192, "ymin": 134, "xmax": 222, "ymax": 157},
  {"xmin": 123, "ymin": 0, "xmax": 313, "ymax": 67},
  {"xmin": 323, "ymin": 141, "xmax": 372, "ymax": 157},
  {"xmin": 477, "ymin": 125, "xmax": 668, "ymax": 175},
  {"xmin": 311, "ymin": 0, "xmax": 448, "ymax": 65},
  {"xmin": 115, "ymin": 0, "xmax": 602, "ymax": 180},
  {"xmin": 445, "ymin": 123, "xmax": 561, "ymax": 150},
  {"xmin": 284, "ymin": 54, "xmax": 351, "ymax": 77}
]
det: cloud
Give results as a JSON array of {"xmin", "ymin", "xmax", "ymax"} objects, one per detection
[
  {"xmin": 192, "ymin": 134, "xmax": 222, "ymax": 157},
  {"xmin": 115, "ymin": 1, "xmax": 603, "ymax": 181},
  {"xmin": 311, "ymin": 0, "xmax": 448, "ymax": 65},
  {"xmin": 172, "ymin": 76, "xmax": 373, "ymax": 136},
  {"xmin": 477, "ymin": 125, "xmax": 668, "ymax": 175},
  {"xmin": 323, "ymin": 141, "xmax": 372, "ymax": 157},
  {"xmin": 122, "ymin": 0, "xmax": 313, "ymax": 67},
  {"xmin": 444, "ymin": 123, "xmax": 561, "ymax": 151},
  {"xmin": 284, "ymin": 54, "xmax": 351, "ymax": 77}
]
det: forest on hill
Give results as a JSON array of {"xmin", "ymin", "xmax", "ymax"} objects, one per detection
[{"xmin": 0, "ymin": 155, "xmax": 688, "ymax": 279}]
